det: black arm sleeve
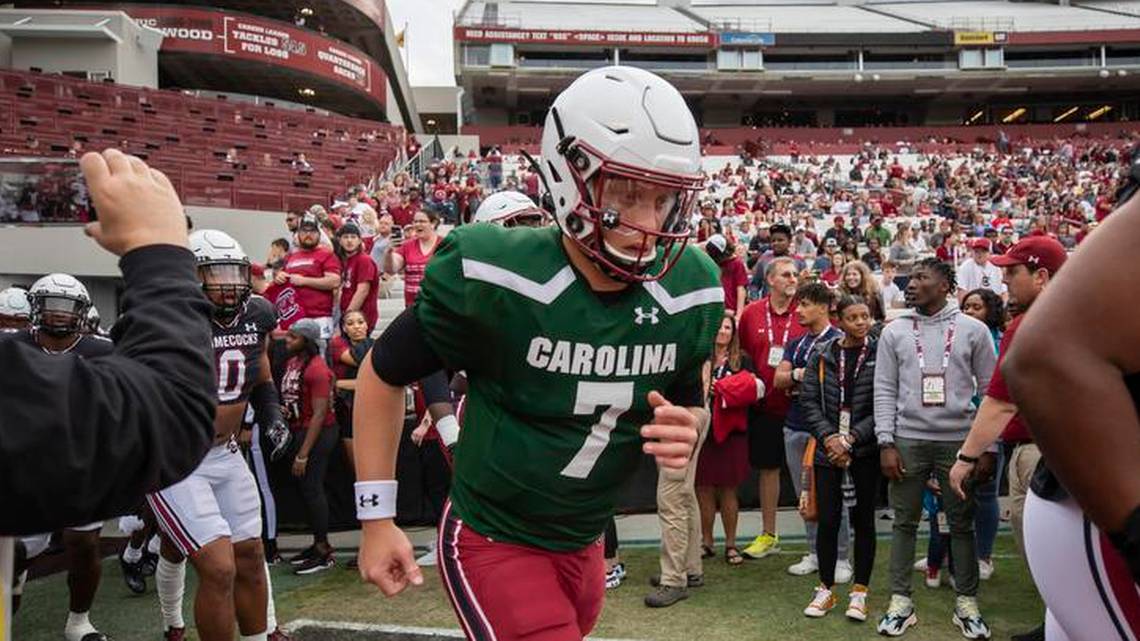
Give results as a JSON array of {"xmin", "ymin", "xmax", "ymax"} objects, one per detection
[
  {"xmin": 0, "ymin": 245, "xmax": 217, "ymax": 535},
  {"xmin": 250, "ymin": 380, "xmax": 283, "ymax": 428},
  {"xmin": 370, "ymin": 307, "xmax": 445, "ymax": 387},
  {"xmin": 665, "ymin": 369, "xmax": 705, "ymax": 409}
]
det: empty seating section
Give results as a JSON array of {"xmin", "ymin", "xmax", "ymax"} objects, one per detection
[{"xmin": 0, "ymin": 69, "xmax": 405, "ymax": 211}]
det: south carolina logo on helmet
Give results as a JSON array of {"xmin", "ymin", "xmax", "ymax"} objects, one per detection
[
  {"xmin": 28, "ymin": 273, "xmax": 91, "ymax": 337},
  {"xmin": 473, "ymin": 190, "xmax": 551, "ymax": 228},
  {"xmin": 189, "ymin": 229, "xmax": 251, "ymax": 320},
  {"xmin": 539, "ymin": 65, "xmax": 704, "ymax": 282}
]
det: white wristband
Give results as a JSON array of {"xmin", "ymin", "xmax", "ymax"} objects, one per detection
[
  {"xmin": 355, "ymin": 480, "xmax": 398, "ymax": 521},
  {"xmin": 435, "ymin": 415, "xmax": 460, "ymax": 448}
]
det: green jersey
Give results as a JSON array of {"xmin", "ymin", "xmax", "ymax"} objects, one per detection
[{"xmin": 414, "ymin": 224, "xmax": 723, "ymax": 551}]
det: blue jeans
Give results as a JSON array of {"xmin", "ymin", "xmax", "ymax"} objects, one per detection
[{"xmin": 973, "ymin": 448, "xmax": 1005, "ymax": 560}]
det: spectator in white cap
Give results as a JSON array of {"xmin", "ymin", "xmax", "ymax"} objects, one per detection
[
  {"xmin": 793, "ymin": 226, "xmax": 816, "ymax": 257},
  {"xmin": 706, "ymin": 234, "xmax": 748, "ymax": 319},
  {"xmin": 956, "ymin": 238, "xmax": 1006, "ymax": 302}
]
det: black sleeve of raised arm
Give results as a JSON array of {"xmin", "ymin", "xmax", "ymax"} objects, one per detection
[
  {"xmin": 0, "ymin": 245, "xmax": 217, "ymax": 535},
  {"xmin": 250, "ymin": 380, "xmax": 283, "ymax": 428},
  {"xmin": 370, "ymin": 307, "xmax": 445, "ymax": 387}
]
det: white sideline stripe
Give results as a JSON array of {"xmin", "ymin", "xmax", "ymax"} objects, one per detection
[
  {"xmin": 461, "ymin": 259, "xmax": 575, "ymax": 304},
  {"xmin": 642, "ymin": 280, "xmax": 724, "ymax": 315},
  {"xmin": 283, "ymin": 619, "xmax": 650, "ymax": 641}
]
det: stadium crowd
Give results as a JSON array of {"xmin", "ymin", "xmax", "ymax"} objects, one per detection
[{"xmin": 4, "ymin": 102, "xmax": 1138, "ymax": 641}]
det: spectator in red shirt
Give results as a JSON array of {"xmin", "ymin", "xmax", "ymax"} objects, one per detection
[
  {"xmin": 706, "ymin": 234, "xmax": 748, "ymax": 319},
  {"xmin": 267, "ymin": 213, "xmax": 342, "ymax": 339},
  {"xmin": 385, "ymin": 209, "xmax": 441, "ymax": 308},
  {"xmin": 281, "ymin": 318, "xmax": 338, "ymax": 574},
  {"xmin": 947, "ymin": 236, "xmax": 1067, "ymax": 641},
  {"xmin": 336, "ymin": 222, "xmax": 379, "ymax": 333},
  {"xmin": 738, "ymin": 256, "xmax": 806, "ymax": 558}
]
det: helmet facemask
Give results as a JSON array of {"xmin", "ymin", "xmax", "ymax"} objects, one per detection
[
  {"xmin": 558, "ymin": 138, "xmax": 701, "ymax": 282},
  {"xmin": 31, "ymin": 294, "xmax": 88, "ymax": 337},
  {"xmin": 199, "ymin": 262, "xmax": 251, "ymax": 321}
]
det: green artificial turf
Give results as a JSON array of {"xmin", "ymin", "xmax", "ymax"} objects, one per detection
[{"xmin": 13, "ymin": 535, "xmax": 1042, "ymax": 641}]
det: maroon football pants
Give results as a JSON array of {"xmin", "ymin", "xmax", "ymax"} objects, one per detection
[{"xmin": 437, "ymin": 501, "xmax": 605, "ymax": 641}]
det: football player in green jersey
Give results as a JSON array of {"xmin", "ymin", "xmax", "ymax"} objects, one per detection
[{"xmin": 353, "ymin": 66, "xmax": 724, "ymax": 641}]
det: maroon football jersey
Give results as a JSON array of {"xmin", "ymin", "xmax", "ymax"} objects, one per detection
[{"xmin": 211, "ymin": 294, "xmax": 276, "ymax": 406}]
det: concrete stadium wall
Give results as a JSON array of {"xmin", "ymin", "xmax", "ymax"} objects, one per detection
[
  {"xmin": 0, "ymin": 205, "xmax": 285, "ymax": 320},
  {"xmin": 1, "ymin": 10, "xmax": 163, "ymax": 88}
]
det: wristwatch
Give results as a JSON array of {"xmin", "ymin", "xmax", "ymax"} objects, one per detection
[{"xmin": 956, "ymin": 449, "xmax": 979, "ymax": 464}]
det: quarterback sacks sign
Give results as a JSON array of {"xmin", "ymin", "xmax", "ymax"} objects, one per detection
[{"xmin": 124, "ymin": 6, "xmax": 385, "ymax": 107}]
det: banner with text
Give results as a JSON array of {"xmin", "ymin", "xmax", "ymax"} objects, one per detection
[
  {"xmin": 121, "ymin": 6, "xmax": 385, "ymax": 107},
  {"xmin": 455, "ymin": 26, "xmax": 716, "ymax": 48}
]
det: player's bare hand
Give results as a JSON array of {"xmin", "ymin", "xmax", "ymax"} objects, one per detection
[
  {"xmin": 880, "ymin": 446, "xmax": 906, "ymax": 481},
  {"xmin": 274, "ymin": 271, "xmax": 289, "ymax": 286},
  {"xmin": 641, "ymin": 391, "xmax": 697, "ymax": 469},
  {"xmin": 410, "ymin": 415, "xmax": 431, "ymax": 447},
  {"xmin": 358, "ymin": 520, "xmax": 423, "ymax": 596},
  {"xmin": 80, "ymin": 149, "xmax": 187, "ymax": 256},
  {"xmin": 949, "ymin": 459, "xmax": 974, "ymax": 500}
]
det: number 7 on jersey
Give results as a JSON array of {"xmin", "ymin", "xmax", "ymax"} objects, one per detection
[{"xmin": 560, "ymin": 381, "xmax": 634, "ymax": 480}]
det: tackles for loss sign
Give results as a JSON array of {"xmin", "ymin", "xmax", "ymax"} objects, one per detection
[{"xmin": 122, "ymin": 6, "xmax": 386, "ymax": 107}]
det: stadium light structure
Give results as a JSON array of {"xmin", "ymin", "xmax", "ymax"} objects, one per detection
[
  {"xmin": 1053, "ymin": 106, "xmax": 1079, "ymax": 123},
  {"xmin": 1088, "ymin": 105, "xmax": 1113, "ymax": 120},
  {"xmin": 1001, "ymin": 107, "xmax": 1026, "ymax": 123}
]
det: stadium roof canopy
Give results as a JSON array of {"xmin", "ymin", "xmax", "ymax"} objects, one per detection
[
  {"xmin": 692, "ymin": 4, "xmax": 927, "ymax": 33},
  {"xmin": 871, "ymin": 0, "xmax": 1140, "ymax": 31},
  {"xmin": 457, "ymin": 0, "xmax": 706, "ymax": 32}
]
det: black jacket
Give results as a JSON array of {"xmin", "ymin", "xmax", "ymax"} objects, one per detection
[
  {"xmin": 800, "ymin": 336, "xmax": 879, "ymax": 467},
  {"xmin": 0, "ymin": 245, "xmax": 216, "ymax": 535}
]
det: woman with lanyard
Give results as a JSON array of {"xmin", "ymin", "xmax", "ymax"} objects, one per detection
[
  {"xmin": 774, "ymin": 283, "xmax": 851, "ymax": 581},
  {"xmin": 800, "ymin": 295, "xmax": 882, "ymax": 622}
]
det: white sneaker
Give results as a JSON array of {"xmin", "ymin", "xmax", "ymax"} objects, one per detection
[
  {"xmin": 415, "ymin": 547, "xmax": 438, "ymax": 567},
  {"xmin": 877, "ymin": 594, "xmax": 918, "ymax": 637},
  {"xmin": 953, "ymin": 595, "xmax": 992, "ymax": 639},
  {"xmin": 913, "ymin": 557, "xmax": 928, "ymax": 572},
  {"xmin": 787, "ymin": 553, "xmax": 819, "ymax": 576},
  {"xmin": 978, "ymin": 559, "xmax": 994, "ymax": 581},
  {"xmin": 834, "ymin": 559, "xmax": 853, "ymax": 584}
]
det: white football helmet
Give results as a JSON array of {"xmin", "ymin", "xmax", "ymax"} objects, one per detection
[
  {"xmin": 0, "ymin": 286, "xmax": 31, "ymax": 329},
  {"xmin": 189, "ymin": 229, "xmax": 251, "ymax": 318},
  {"xmin": 473, "ymin": 191, "xmax": 550, "ymax": 227},
  {"xmin": 539, "ymin": 65, "xmax": 704, "ymax": 282},
  {"xmin": 28, "ymin": 273, "xmax": 91, "ymax": 336}
]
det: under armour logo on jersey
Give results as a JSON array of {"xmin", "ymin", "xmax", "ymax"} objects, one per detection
[
  {"xmin": 359, "ymin": 494, "xmax": 380, "ymax": 508},
  {"xmin": 634, "ymin": 306, "xmax": 660, "ymax": 325},
  {"xmin": 245, "ymin": 322, "xmax": 258, "ymax": 332}
]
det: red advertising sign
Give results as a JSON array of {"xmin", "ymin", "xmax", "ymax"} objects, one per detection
[
  {"xmin": 455, "ymin": 26, "xmax": 715, "ymax": 48},
  {"xmin": 120, "ymin": 6, "xmax": 385, "ymax": 107}
]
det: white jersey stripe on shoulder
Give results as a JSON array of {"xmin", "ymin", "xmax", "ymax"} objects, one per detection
[
  {"xmin": 461, "ymin": 259, "xmax": 575, "ymax": 305},
  {"xmin": 642, "ymin": 280, "xmax": 724, "ymax": 315}
]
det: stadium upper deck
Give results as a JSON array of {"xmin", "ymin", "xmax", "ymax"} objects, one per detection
[{"xmin": 453, "ymin": 0, "xmax": 1140, "ymax": 128}]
